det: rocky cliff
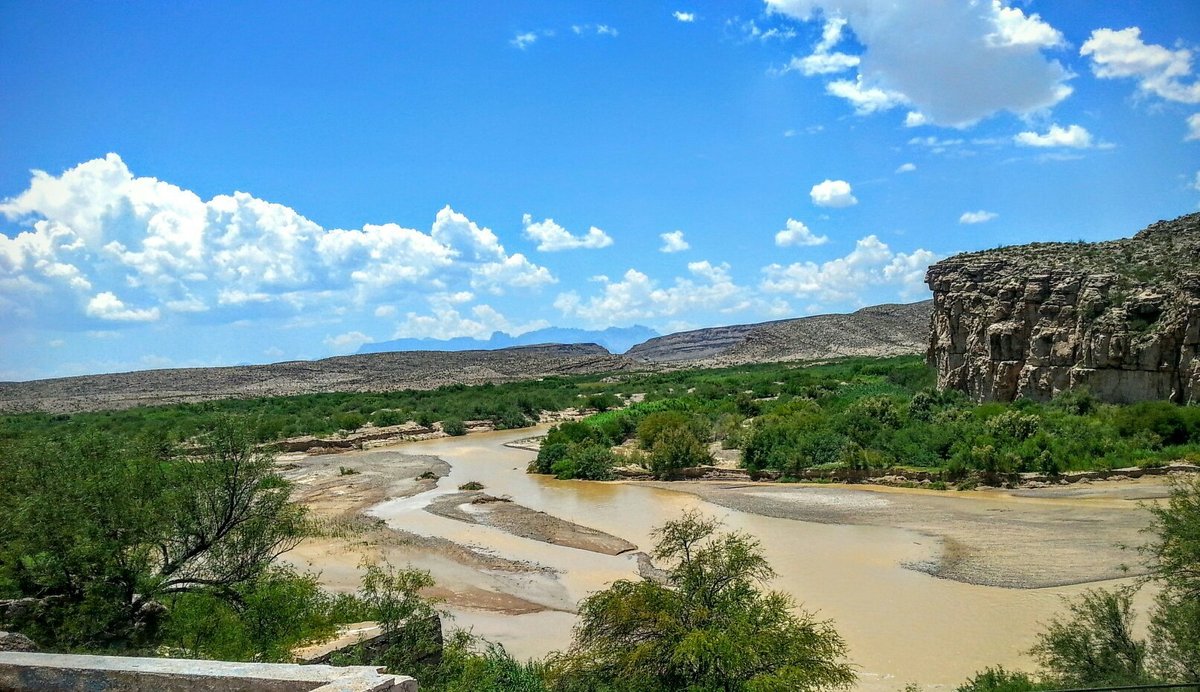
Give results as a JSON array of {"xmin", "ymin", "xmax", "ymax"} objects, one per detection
[{"xmin": 926, "ymin": 212, "xmax": 1200, "ymax": 404}]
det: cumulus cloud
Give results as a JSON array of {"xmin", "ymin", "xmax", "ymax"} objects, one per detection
[
  {"xmin": 760, "ymin": 235, "xmax": 937, "ymax": 302},
  {"xmin": 768, "ymin": 0, "xmax": 1072, "ymax": 127},
  {"xmin": 904, "ymin": 111, "xmax": 928, "ymax": 127},
  {"xmin": 659, "ymin": 230, "xmax": 690, "ymax": 253},
  {"xmin": 0, "ymin": 154, "xmax": 555, "ymax": 328},
  {"xmin": 896, "ymin": 162, "xmax": 917, "ymax": 173},
  {"xmin": 774, "ymin": 218, "xmax": 829, "ymax": 247},
  {"xmin": 810, "ymin": 179, "xmax": 858, "ymax": 207},
  {"xmin": 1081, "ymin": 27, "xmax": 1200, "ymax": 104},
  {"xmin": 522, "ymin": 214, "xmax": 613, "ymax": 251},
  {"xmin": 673, "ymin": 11, "xmax": 695, "ymax": 23},
  {"xmin": 1013, "ymin": 123, "xmax": 1094, "ymax": 148},
  {"xmin": 959, "ymin": 210, "xmax": 999, "ymax": 224},
  {"xmin": 1187, "ymin": 113, "xmax": 1200, "ymax": 141},
  {"xmin": 85, "ymin": 291, "xmax": 161, "ymax": 322},
  {"xmin": 555, "ymin": 261, "xmax": 749, "ymax": 326}
]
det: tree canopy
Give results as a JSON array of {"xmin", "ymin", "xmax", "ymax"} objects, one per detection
[{"xmin": 550, "ymin": 511, "xmax": 855, "ymax": 691}]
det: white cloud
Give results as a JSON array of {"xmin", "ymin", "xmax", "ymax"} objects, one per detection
[
  {"xmin": 826, "ymin": 76, "xmax": 908, "ymax": 114},
  {"xmin": 391, "ymin": 303, "xmax": 548, "ymax": 341},
  {"xmin": 959, "ymin": 210, "xmax": 999, "ymax": 224},
  {"xmin": 0, "ymin": 154, "xmax": 555, "ymax": 328},
  {"xmin": 774, "ymin": 218, "xmax": 829, "ymax": 247},
  {"xmin": 85, "ymin": 291, "xmax": 161, "ymax": 322},
  {"xmin": 510, "ymin": 32, "xmax": 538, "ymax": 50},
  {"xmin": 783, "ymin": 16, "xmax": 860, "ymax": 76},
  {"xmin": 659, "ymin": 230, "xmax": 690, "ymax": 253},
  {"xmin": 895, "ymin": 162, "xmax": 917, "ymax": 173},
  {"xmin": 570, "ymin": 24, "xmax": 618, "ymax": 38},
  {"xmin": 555, "ymin": 261, "xmax": 749, "ymax": 326},
  {"xmin": 1187, "ymin": 113, "xmax": 1200, "ymax": 141},
  {"xmin": 735, "ymin": 19, "xmax": 797, "ymax": 42},
  {"xmin": 1192, "ymin": 171, "xmax": 1200, "ymax": 192},
  {"xmin": 810, "ymin": 179, "xmax": 858, "ymax": 207},
  {"xmin": 768, "ymin": 0, "xmax": 1072, "ymax": 127},
  {"xmin": 988, "ymin": 1, "xmax": 1064, "ymax": 48},
  {"xmin": 760, "ymin": 235, "xmax": 937, "ymax": 302},
  {"xmin": 904, "ymin": 111, "xmax": 928, "ymax": 127},
  {"xmin": 908, "ymin": 135, "xmax": 968, "ymax": 155},
  {"xmin": 522, "ymin": 214, "xmax": 614, "ymax": 251},
  {"xmin": 673, "ymin": 11, "xmax": 695, "ymax": 23},
  {"xmin": 1081, "ymin": 27, "xmax": 1200, "ymax": 104},
  {"xmin": 323, "ymin": 330, "xmax": 372, "ymax": 351},
  {"xmin": 1014, "ymin": 123, "xmax": 1094, "ymax": 148},
  {"xmin": 374, "ymin": 305, "xmax": 396, "ymax": 318}
]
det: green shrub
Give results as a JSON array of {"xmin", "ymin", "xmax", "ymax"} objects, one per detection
[
  {"xmin": 371, "ymin": 409, "xmax": 408, "ymax": 427},
  {"xmin": 442, "ymin": 417, "xmax": 467, "ymax": 436},
  {"xmin": 554, "ymin": 443, "xmax": 617, "ymax": 481},
  {"xmin": 648, "ymin": 426, "xmax": 712, "ymax": 480},
  {"xmin": 530, "ymin": 441, "xmax": 569, "ymax": 475}
]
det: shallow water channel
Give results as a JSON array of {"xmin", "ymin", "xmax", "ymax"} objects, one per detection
[{"xmin": 364, "ymin": 427, "xmax": 1147, "ymax": 690}]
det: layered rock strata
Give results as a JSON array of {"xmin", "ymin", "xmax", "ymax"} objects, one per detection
[{"xmin": 926, "ymin": 212, "xmax": 1200, "ymax": 403}]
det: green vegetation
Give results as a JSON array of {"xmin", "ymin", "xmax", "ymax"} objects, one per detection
[
  {"xmin": 0, "ymin": 417, "xmax": 306, "ymax": 651},
  {"xmin": 5, "ymin": 354, "xmax": 1200, "ymax": 690},
  {"xmin": 525, "ymin": 356, "xmax": 1200, "ymax": 482}
]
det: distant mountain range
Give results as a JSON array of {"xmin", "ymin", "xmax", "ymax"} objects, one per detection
[{"xmin": 357, "ymin": 325, "xmax": 659, "ymax": 356}]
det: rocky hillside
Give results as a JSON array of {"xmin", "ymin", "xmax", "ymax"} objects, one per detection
[
  {"xmin": 926, "ymin": 212, "xmax": 1200, "ymax": 404},
  {"xmin": 625, "ymin": 301, "xmax": 932, "ymax": 365},
  {"xmin": 1, "ymin": 302, "xmax": 936, "ymax": 414},
  {"xmin": 0, "ymin": 344, "xmax": 634, "ymax": 414}
]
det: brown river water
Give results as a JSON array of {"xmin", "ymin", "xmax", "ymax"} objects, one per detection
[{"xmin": 360, "ymin": 427, "xmax": 1154, "ymax": 690}]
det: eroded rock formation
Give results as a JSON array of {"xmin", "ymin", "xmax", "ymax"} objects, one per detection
[{"xmin": 926, "ymin": 212, "xmax": 1200, "ymax": 403}]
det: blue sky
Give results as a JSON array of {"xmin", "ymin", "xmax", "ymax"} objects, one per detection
[{"xmin": 1, "ymin": 1, "xmax": 1198, "ymax": 380}]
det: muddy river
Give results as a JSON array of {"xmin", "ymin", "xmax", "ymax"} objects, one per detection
[{"xmin": 299, "ymin": 426, "xmax": 1162, "ymax": 690}]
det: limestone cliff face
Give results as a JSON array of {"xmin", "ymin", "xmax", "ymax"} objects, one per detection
[{"xmin": 925, "ymin": 212, "xmax": 1200, "ymax": 404}]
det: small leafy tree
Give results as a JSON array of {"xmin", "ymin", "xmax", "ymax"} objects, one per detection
[
  {"xmin": 647, "ymin": 426, "xmax": 712, "ymax": 480},
  {"xmin": 0, "ymin": 417, "xmax": 305, "ymax": 649},
  {"xmin": 1028, "ymin": 588, "xmax": 1148, "ymax": 687},
  {"xmin": 1144, "ymin": 475, "xmax": 1200, "ymax": 679},
  {"xmin": 441, "ymin": 417, "xmax": 467, "ymax": 436},
  {"xmin": 551, "ymin": 512, "xmax": 855, "ymax": 691}
]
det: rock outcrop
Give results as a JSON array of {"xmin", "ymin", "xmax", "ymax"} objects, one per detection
[{"xmin": 926, "ymin": 212, "xmax": 1200, "ymax": 403}]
